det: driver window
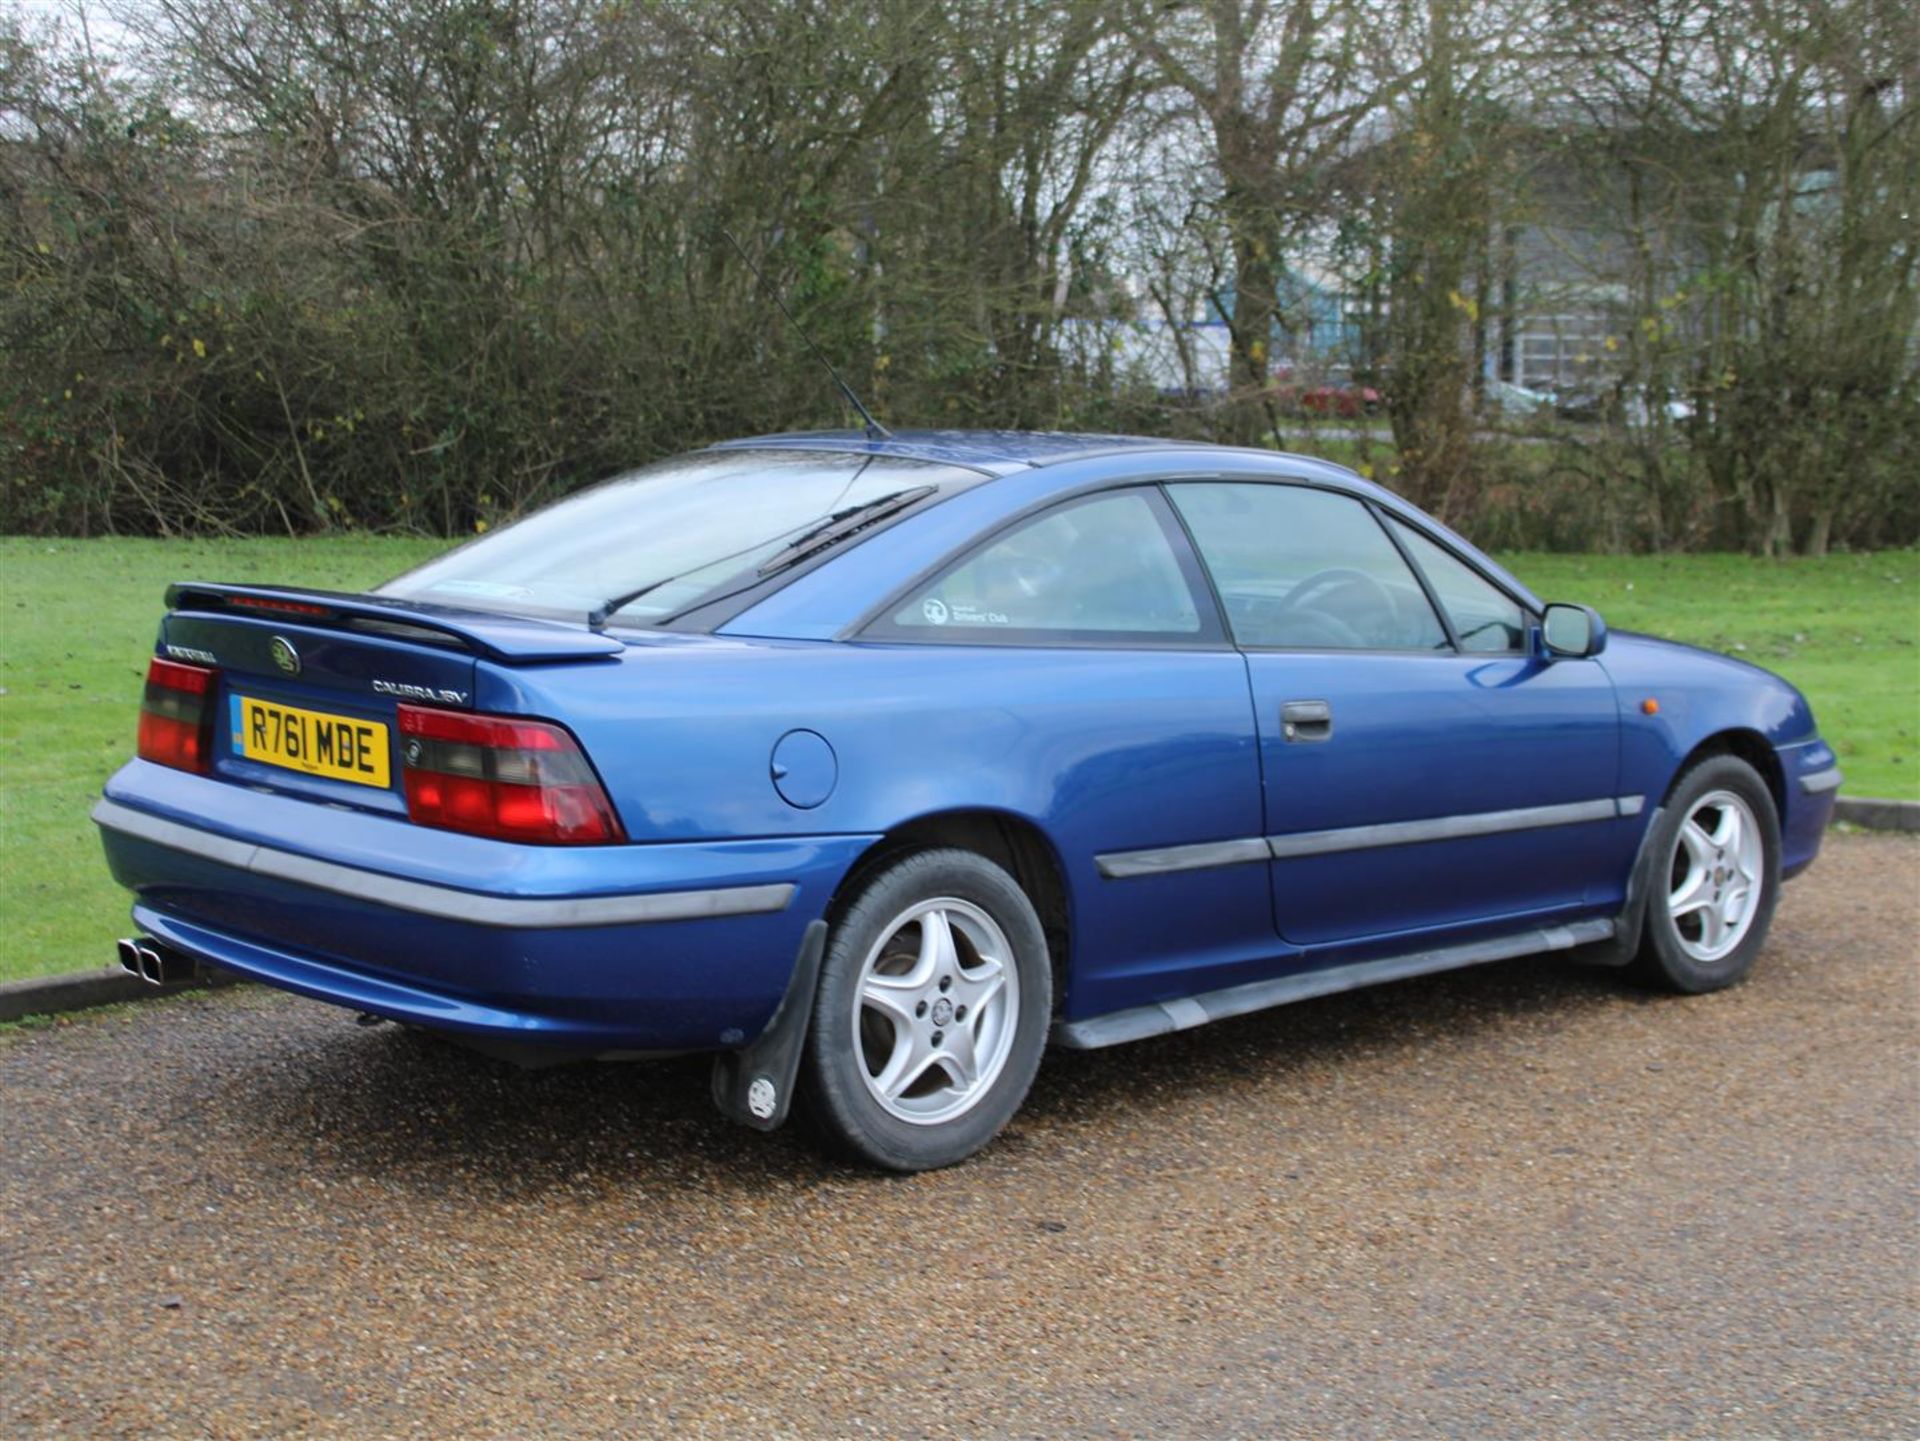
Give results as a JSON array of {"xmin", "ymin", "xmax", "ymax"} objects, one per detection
[
  {"xmin": 1168, "ymin": 483, "xmax": 1446, "ymax": 650},
  {"xmin": 885, "ymin": 490, "xmax": 1202, "ymax": 638}
]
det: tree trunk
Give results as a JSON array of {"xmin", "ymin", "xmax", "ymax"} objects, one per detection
[
  {"xmin": 1225, "ymin": 223, "xmax": 1278, "ymax": 446},
  {"xmin": 1805, "ymin": 508, "xmax": 1833, "ymax": 556},
  {"xmin": 1215, "ymin": 99, "xmax": 1282, "ymax": 449}
]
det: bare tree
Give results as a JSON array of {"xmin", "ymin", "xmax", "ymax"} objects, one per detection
[
  {"xmin": 3, "ymin": 0, "xmax": 1914, "ymax": 550},
  {"xmin": 1126, "ymin": 0, "xmax": 1384, "ymax": 445},
  {"xmin": 1545, "ymin": 0, "xmax": 1918, "ymax": 552}
]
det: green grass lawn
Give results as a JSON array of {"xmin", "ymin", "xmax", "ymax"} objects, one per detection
[
  {"xmin": 2, "ymin": 537, "xmax": 1914, "ymax": 983},
  {"xmin": 1512, "ymin": 550, "xmax": 1919, "ymax": 801},
  {"xmin": 1, "ymin": 537, "xmax": 443, "ymax": 983}
]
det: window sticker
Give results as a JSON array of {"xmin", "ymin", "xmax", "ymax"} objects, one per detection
[
  {"xmin": 921, "ymin": 597, "xmax": 950, "ymax": 625},
  {"xmin": 949, "ymin": 604, "xmax": 1010, "ymax": 626}
]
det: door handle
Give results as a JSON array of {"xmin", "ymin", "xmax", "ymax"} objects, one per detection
[{"xmin": 1281, "ymin": 699, "xmax": 1332, "ymax": 742}]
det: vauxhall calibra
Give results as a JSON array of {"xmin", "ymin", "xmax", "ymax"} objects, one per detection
[{"xmin": 95, "ymin": 431, "xmax": 1841, "ymax": 1169}]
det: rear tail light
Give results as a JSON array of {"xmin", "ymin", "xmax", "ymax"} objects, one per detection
[
  {"xmin": 397, "ymin": 704, "xmax": 624, "ymax": 845},
  {"xmin": 137, "ymin": 657, "xmax": 216, "ymax": 774}
]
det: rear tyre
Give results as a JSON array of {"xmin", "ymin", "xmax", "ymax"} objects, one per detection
[
  {"xmin": 1630, "ymin": 755, "xmax": 1781, "ymax": 993},
  {"xmin": 804, "ymin": 848, "xmax": 1051, "ymax": 1171}
]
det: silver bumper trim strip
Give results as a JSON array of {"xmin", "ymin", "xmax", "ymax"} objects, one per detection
[
  {"xmin": 1799, "ymin": 766, "xmax": 1843, "ymax": 795},
  {"xmin": 92, "ymin": 798, "xmax": 795, "ymax": 928}
]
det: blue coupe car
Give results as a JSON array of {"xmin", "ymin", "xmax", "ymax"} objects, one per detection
[{"xmin": 96, "ymin": 431, "xmax": 1842, "ymax": 1169}]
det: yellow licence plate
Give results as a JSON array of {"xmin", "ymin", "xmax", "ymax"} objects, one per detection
[{"xmin": 231, "ymin": 694, "xmax": 391, "ymax": 788}]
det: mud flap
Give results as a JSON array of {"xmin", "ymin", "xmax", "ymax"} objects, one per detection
[
  {"xmin": 1576, "ymin": 804, "xmax": 1667, "ymax": 967},
  {"xmin": 711, "ymin": 919, "xmax": 828, "ymax": 1131}
]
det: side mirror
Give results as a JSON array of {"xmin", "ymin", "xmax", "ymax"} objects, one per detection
[{"xmin": 1541, "ymin": 602, "xmax": 1607, "ymax": 659}]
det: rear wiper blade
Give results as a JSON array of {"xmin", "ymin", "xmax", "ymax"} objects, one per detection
[
  {"xmin": 752, "ymin": 486, "xmax": 935, "ymax": 578},
  {"xmin": 588, "ymin": 576, "xmax": 678, "ymax": 630},
  {"xmin": 586, "ymin": 485, "xmax": 935, "ymax": 630}
]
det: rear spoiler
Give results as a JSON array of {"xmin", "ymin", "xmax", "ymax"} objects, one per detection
[{"xmin": 165, "ymin": 583, "xmax": 625, "ymax": 663}]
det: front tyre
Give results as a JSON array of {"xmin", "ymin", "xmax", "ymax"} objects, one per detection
[
  {"xmin": 804, "ymin": 849, "xmax": 1052, "ymax": 1171},
  {"xmin": 1632, "ymin": 755, "xmax": 1782, "ymax": 993}
]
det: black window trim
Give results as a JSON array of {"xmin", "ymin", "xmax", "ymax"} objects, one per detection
[
  {"xmin": 1374, "ymin": 507, "xmax": 1536, "ymax": 656},
  {"xmin": 851, "ymin": 483, "xmax": 1233, "ymax": 651},
  {"xmin": 1365, "ymin": 499, "xmax": 1538, "ymax": 617},
  {"xmin": 1370, "ymin": 501, "xmax": 1465, "ymax": 652}
]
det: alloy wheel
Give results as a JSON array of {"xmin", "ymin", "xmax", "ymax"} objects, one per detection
[
  {"xmin": 850, "ymin": 897, "xmax": 1020, "ymax": 1125},
  {"xmin": 1666, "ymin": 788, "xmax": 1764, "ymax": 963}
]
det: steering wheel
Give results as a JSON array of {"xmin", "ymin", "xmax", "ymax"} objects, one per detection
[
  {"xmin": 1273, "ymin": 607, "xmax": 1367, "ymax": 648},
  {"xmin": 1232, "ymin": 592, "xmax": 1369, "ymax": 648},
  {"xmin": 1273, "ymin": 566, "xmax": 1398, "ymax": 622}
]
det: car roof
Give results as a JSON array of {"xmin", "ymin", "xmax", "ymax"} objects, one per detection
[
  {"xmin": 707, "ymin": 429, "xmax": 1201, "ymax": 473},
  {"xmin": 709, "ymin": 428, "xmax": 1415, "ymax": 513}
]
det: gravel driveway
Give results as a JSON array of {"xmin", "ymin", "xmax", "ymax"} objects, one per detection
[{"xmin": 3, "ymin": 833, "xmax": 1915, "ymax": 1438}]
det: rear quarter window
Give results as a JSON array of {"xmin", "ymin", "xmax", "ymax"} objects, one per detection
[{"xmin": 870, "ymin": 490, "xmax": 1212, "ymax": 645}]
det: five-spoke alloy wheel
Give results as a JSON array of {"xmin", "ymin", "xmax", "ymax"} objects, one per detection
[
  {"xmin": 852, "ymin": 898, "xmax": 1020, "ymax": 1125},
  {"xmin": 1665, "ymin": 789, "xmax": 1764, "ymax": 963},
  {"xmin": 1635, "ymin": 755, "xmax": 1782, "ymax": 993},
  {"xmin": 805, "ymin": 848, "xmax": 1051, "ymax": 1170}
]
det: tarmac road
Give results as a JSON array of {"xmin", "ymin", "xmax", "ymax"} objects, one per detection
[{"xmin": 2, "ymin": 832, "xmax": 1915, "ymax": 1438}]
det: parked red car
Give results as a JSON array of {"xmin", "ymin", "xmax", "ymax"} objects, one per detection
[{"xmin": 1271, "ymin": 371, "xmax": 1382, "ymax": 418}]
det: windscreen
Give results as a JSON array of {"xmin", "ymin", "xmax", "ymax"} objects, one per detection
[{"xmin": 378, "ymin": 450, "xmax": 972, "ymax": 627}]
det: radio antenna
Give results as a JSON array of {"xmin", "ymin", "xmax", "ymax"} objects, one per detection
[{"xmin": 723, "ymin": 229, "xmax": 892, "ymax": 441}]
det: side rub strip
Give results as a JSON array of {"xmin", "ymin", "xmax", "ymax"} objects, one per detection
[{"xmin": 1097, "ymin": 796, "xmax": 1645, "ymax": 879}]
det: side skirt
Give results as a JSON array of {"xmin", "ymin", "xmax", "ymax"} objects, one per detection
[{"xmin": 1052, "ymin": 918, "xmax": 1617, "ymax": 1050}]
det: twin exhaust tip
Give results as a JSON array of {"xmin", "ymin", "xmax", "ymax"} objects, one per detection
[{"xmin": 115, "ymin": 937, "xmax": 198, "ymax": 987}]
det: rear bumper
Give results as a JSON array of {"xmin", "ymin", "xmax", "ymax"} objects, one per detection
[{"xmin": 95, "ymin": 761, "xmax": 877, "ymax": 1050}]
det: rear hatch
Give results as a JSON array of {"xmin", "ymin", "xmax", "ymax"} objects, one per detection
[{"xmin": 160, "ymin": 583, "xmax": 621, "ymax": 818}]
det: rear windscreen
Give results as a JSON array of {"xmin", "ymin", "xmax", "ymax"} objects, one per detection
[{"xmin": 378, "ymin": 450, "xmax": 973, "ymax": 627}]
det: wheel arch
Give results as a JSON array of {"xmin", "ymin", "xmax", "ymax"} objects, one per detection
[
  {"xmin": 1668, "ymin": 727, "xmax": 1787, "ymax": 817},
  {"xmin": 824, "ymin": 808, "xmax": 1074, "ymax": 1012},
  {"xmin": 1593, "ymin": 727, "xmax": 1786, "ymax": 973}
]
